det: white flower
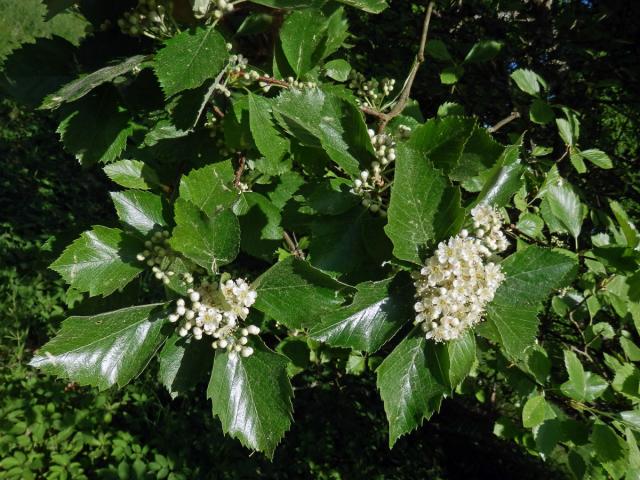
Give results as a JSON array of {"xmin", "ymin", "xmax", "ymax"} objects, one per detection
[
  {"xmin": 413, "ymin": 206, "xmax": 507, "ymax": 343},
  {"xmin": 169, "ymin": 276, "xmax": 260, "ymax": 357}
]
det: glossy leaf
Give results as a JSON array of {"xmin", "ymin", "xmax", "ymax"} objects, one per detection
[
  {"xmin": 179, "ymin": 161, "xmax": 237, "ymax": 213},
  {"xmin": 158, "ymin": 333, "xmax": 213, "ymax": 398},
  {"xmin": 103, "ymin": 160, "xmax": 160, "ymax": 190},
  {"xmin": 208, "ymin": 338, "xmax": 293, "ymax": 457},
  {"xmin": 42, "ymin": 55, "xmax": 149, "ymax": 109},
  {"xmin": 248, "ymin": 93, "xmax": 289, "ymax": 164},
  {"xmin": 29, "ymin": 304, "xmax": 168, "ymax": 390},
  {"xmin": 310, "ymin": 274, "xmax": 413, "ymax": 353},
  {"xmin": 252, "ymin": 256, "xmax": 348, "ymax": 329},
  {"xmin": 334, "ymin": 0, "xmax": 387, "ymax": 13},
  {"xmin": 279, "ymin": 9, "xmax": 328, "ymax": 76},
  {"xmin": 154, "ymin": 27, "xmax": 228, "ymax": 98},
  {"xmin": 385, "ymin": 144, "xmax": 463, "ymax": 264},
  {"xmin": 50, "ymin": 226, "xmax": 144, "ymax": 297},
  {"xmin": 171, "ymin": 199, "xmax": 240, "ymax": 273},
  {"xmin": 376, "ymin": 330, "xmax": 448, "ymax": 447},
  {"xmin": 110, "ymin": 190, "xmax": 167, "ymax": 235}
]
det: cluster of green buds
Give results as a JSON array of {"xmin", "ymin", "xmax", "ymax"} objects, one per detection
[
  {"xmin": 348, "ymin": 71, "xmax": 396, "ymax": 109},
  {"xmin": 370, "ymin": 131, "xmax": 397, "ymax": 165},
  {"xmin": 117, "ymin": 0, "xmax": 176, "ymax": 39},
  {"xmin": 136, "ymin": 230, "xmax": 175, "ymax": 284}
]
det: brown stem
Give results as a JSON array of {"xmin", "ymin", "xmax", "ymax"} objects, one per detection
[
  {"xmin": 234, "ymin": 153, "xmax": 246, "ymax": 188},
  {"xmin": 367, "ymin": 2, "xmax": 435, "ymax": 133},
  {"xmin": 487, "ymin": 111, "xmax": 521, "ymax": 133},
  {"xmin": 283, "ymin": 231, "xmax": 305, "ymax": 259}
]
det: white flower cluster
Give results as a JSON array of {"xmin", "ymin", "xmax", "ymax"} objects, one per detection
[
  {"xmin": 118, "ymin": 0, "xmax": 175, "ymax": 39},
  {"xmin": 169, "ymin": 278, "xmax": 259, "ymax": 357},
  {"xmin": 352, "ymin": 130, "xmax": 397, "ymax": 216},
  {"xmin": 136, "ymin": 230, "xmax": 175, "ymax": 284},
  {"xmin": 413, "ymin": 205, "xmax": 509, "ymax": 343},
  {"xmin": 348, "ymin": 71, "xmax": 396, "ymax": 106},
  {"xmin": 213, "ymin": 0, "xmax": 235, "ymax": 18}
]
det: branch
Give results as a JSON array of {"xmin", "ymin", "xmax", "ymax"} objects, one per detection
[
  {"xmin": 234, "ymin": 153, "xmax": 246, "ymax": 188},
  {"xmin": 372, "ymin": 2, "xmax": 435, "ymax": 133},
  {"xmin": 283, "ymin": 231, "xmax": 305, "ymax": 259},
  {"xmin": 487, "ymin": 111, "xmax": 521, "ymax": 133}
]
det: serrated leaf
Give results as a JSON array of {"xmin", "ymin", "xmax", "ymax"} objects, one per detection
[
  {"xmin": 464, "ymin": 40, "xmax": 502, "ymax": 63},
  {"xmin": 376, "ymin": 329, "xmax": 448, "ymax": 447},
  {"xmin": 248, "ymin": 93, "xmax": 289, "ymax": 165},
  {"xmin": 522, "ymin": 395, "xmax": 553, "ymax": 428},
  {"xmin": 447, "ymin": 331, "xmax": 476, "ymax": 388},
  {"xmin": 580, "ymin": 148, "xmax": 613, "ymax": 169},
  {"xmin": 385, "ymin": 144, "xmax": 464, "ymax": 264},
  {"xmin": 51, "ymin": 226, "xmax": 144, "ymax": 297},
  {"xmin": 478, "ymin": 246, "xmax": 578, "ymax": 358},
  {"xmin": 310, "ymin": 273, "xmax": 413, "ymax": 353},
  {"xmin": 57, "ymin": 88, "xmax": 134, "ymax": 165},
  {"xmin": 29, "ymin": 304, "xmax": 167, "ymax": 390},
  {"xmin": 407, "ymin": 116, "xmax": 476, "ymax": 173},
  {"xmin": 426, "ymin": 39, "xmax": 452, "ymax": 62},
  {"xmin": 475, "ymin": 141, "xmax": 524, "ymax": 207},
  {"xmin": 273, "ymin": 88, "xmax": 374, "ymax": 176},
  {"xmin": 154, "ymin": 27, "xmax": 228, "ymax": 98},
  {"xmin": 279, "ymin": 9, "xmax": 328, "ymax": 76},
  {"xmin": 609, "ymin": 201, "xmax": 640, "ymax": 248},
  {"xmin": 510, "ymin": 68, "xmax": 544, "ymax": 96},
  {"xmin": 0, "ymin": 37, "xmax": 76, "ymax": 106},
  {"xmin": 171, "ymin": 199, "xmax": 240, "ymax": 273},
  {"xmin": 252, "ymin": 256, "xmax": 348, "ymax": 329},
  {"xmin": 42, "ymin": 55, "xmax": 149, "ymax": 109},
  {"xmin": 544, "ymin": 178, "xmax": 584, "ymax": 241},
  {"xmin": 103, "ymin": 160, "xmax": 160, "ymax": 190},
  {"xmin": 111, "ymin": 190, "xmax": 167, "ymax": 235},
  {"xmin": 324, "ymin": 59, "xmax": 351, "ymax": 81},
  {"xmin": 158, "ymin": 333, "xmax": 213, "ymax": 398},
  {"xmin": 310, "ymin": 207, "xmax": 368, "ymax": 275},
  {"xmin": 237, "ymin": 192, "xmax": 283, "ymax": 260},
  {"xmin": 179, "ymin": 161, "xmax": 237, "ymax": 214},
  {"xmin": 208, "ymin": 338, "xmax": 293, "ymax": 457},
  {"xmin": 561, "ymin": 350, "xmax": 608, "ymax": 402},
  {"xmin": 529, "ymin": 98, "xmax": 554, "ymax": 124},
  {"xmin": 517, "ymin": 212, "xmax": 544, "ymax": 239},
  {"xmin": 334, "ymin": 0, "xmax": 387, "ymax": 13},
  {"xmin": 591, "ymin": 423, "xmax": 628, "ymax": 480}
]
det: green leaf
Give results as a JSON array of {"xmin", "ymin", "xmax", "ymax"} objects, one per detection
[
  {"xmin": 42, "ymin": 55, "xmax": 149, "ymax": 109},
  {"xmin": 543, "ymin": 177, "xmax": 584, "ymax": 241},
  {"xmin": 29, "ymin": 304, "xmax": 167, "ymax": 390},
  {"xmin": 510, "ymin": 68, "xmax": 544, "ymax": 96},
  {"xmin": 324, "ymin": 59, "xmax": 351, "ymax": 82},
  {"xmin": 516, "ymin": 212, "xmax": 544, "ymax": 239},
  {"xmin": 237, "ymin": 192, "xmax": 283, "ymax": 260},
  {"xmin": 407, "ymin": 116, "xmax": 476, "ymax": 172},
  {"xmin": 171, "ymin": 199, "xmax": 240, "ymax": 273},
  {"xmin": 208, "ymin": 338, "xmax": 293, "ymax": 457},
  {"xmin": 376, "ymin": 330, "xmax": 447, "ymax": 447},
  {"xmin": 561, "ymin": 350, "xmax": 608, "ymax": 402},
  {"xmin": 609, "ymin": 201, "xmax": 640, "ymax": 248},
  {"xmin": 279, "ymin": 9, "xmax": 328, "ymax": 76},
  {"xmin": 110, "ymin": 190, "xmax": 167, "ymax": 235},
  {"xmin": 51, "ymin": 226, "xmax": 143, "ymax": 297},
  {"xmin": 425, "ymin": 39, "xmax": 452, "ymax": 62},
  {"xmin": 556, "ymin": 118, "xmax": 575, "ymax": 146},
  {"xmin": 464, "ymin": 40, "xmax": 502, "ymax": 63},
  {"xmin": 439, "ymin": 65, "xmax": 464, "ymax": 85},
  {"xmin": 580, "ymin": 148, "xmax": 613, "ymax": 169},
  {"xmin": 570, "ymin": 152, "xmax": 587, "ymax": 174},
  {"xmin": 57, "ymin": 88, "xmax": 134, "ymax": 165},
  {"xmin": 522, "ymin": 395, "xmax": 553, "ymax": 428},
  {"xmin": 334, "ymin": 0, "xmax": 387, "ymax": 13},
  {"xmin": 529, "ymin": 98, "xmax": 554, "ymax": 124},
  {"xmin": 252, "ymin": 256, "xmax": 348, "ymax": 329},
  {"xmin": 158, "ymin": 333, "xmax": 213, "ymax": 398},
  {"xmin": 310, "ymin": 274, "xmax": 413, "ymax": 353},
  {"xmin": 103, "ymin": 160, "xmax": 160, "ymax": 190},
  {"xmin": 385, "ymin": 144, "xmax": 463, "ymax": 264},
  {"xmin": 179, "ymin": 161, "xmax": 238, "ymax": 213},
  {"xmin": 591, "ymin": 423, "xmax": 628, "ymax": 480},
  {"xmin": 273, "ymin": 88, "xmax": 374, "ymax": 176},
  {"xmin": 446, "ymin": 331, "xmax": 476, "ymax": 388},
  {"xmin": 248, "ymin": 93, "xmax": 289, "ymax": 165},
  {"xmin": 310, "ymin": 208, "xmax": 368, "ymax": 275},
  {"xmin": 474, "ymin": 142, "xmax": 524, "ymax": 207},
  {"xmin": 478, "ymin": 247, "xmax": 577, "ymax": 358},
  {"xmin": 153, "ymin": 27, "xmax": 228, "ymax": 98},
  {"xmin": 612, "ymin": 363, "xmax": 640, "ymax": 401}
]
